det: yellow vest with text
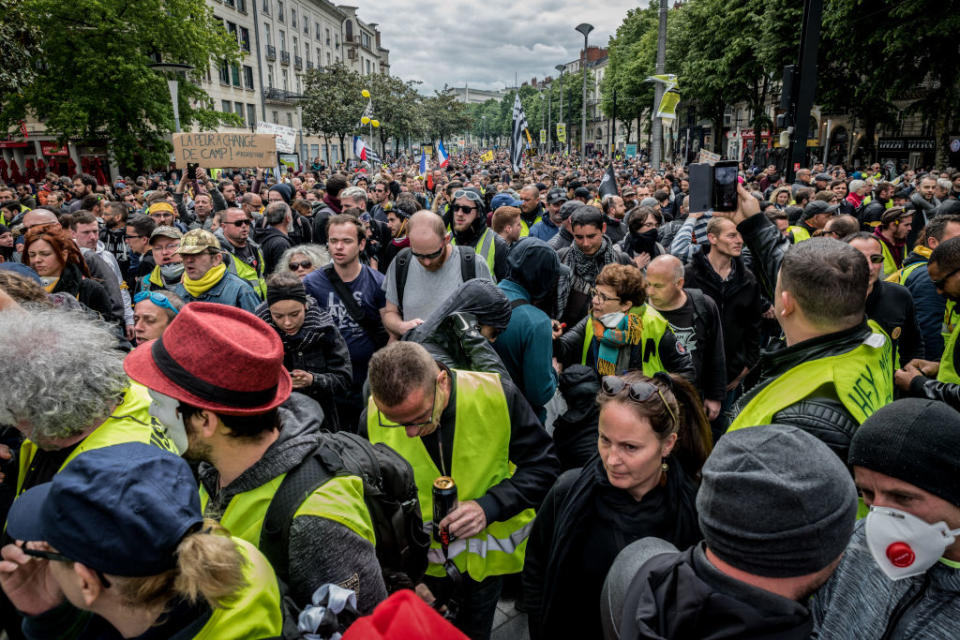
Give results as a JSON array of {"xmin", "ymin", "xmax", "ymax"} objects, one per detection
[
  {"xmin": 787, "ymin": 225, "xmax": 811, "ymax": 244},
  {"xmin": 452, "ymin": 227, "xmax": 497, "ymax": 281},
  {"xmin": 15, "ymin": 382, "xmax": 176, "ymax": 497},
  {"xmin": 226, "ymin": 249, "xmax": 267, "ymax": 299},
  {"xmin": 198, "ymin": 470, "xmax": 375, "ymax": 553},
  {"xmin": 366, "ymin": 370, "xmax": 535, "ymax": 581},
  {"xmin": 193, "ymin": 537, "xmax": 284, "ymax": 640},
  {"xmin": 581, "ymin": 305, "xmax": 668, "ymax": 377},
  {"xmin": 729, "ymin": 322, "xmax": 893, "ymax": 431}
]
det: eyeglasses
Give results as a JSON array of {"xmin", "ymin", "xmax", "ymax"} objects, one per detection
[
  {"xmin": 289, "ymin": 260, "xmax": 313, "ymax": 270},
  {"xmin": 453, "ymin": 189, "xmax": 483, "ymax": 204},
  {"xmin": 21, "ymin": 546, "xmax": 112, "ymax": 588},
  {"xmin": 224, "ymin": 219, "xmax": 252, "ymax": 227},
  {"xmin": 933, "ymin": 266, "xmax": 960, "ymax": 290},
  {"xmin": 590, "ymin": 287, "xmax": 620, "ymax": 304},
  {"xmin": 153, "ymin": 242, "xmax": 180, "ymax": 253},
  {"xmin": 412, "ymin": 245, "xmax": 445, "ymax": 261},
  {"xmin": 867, "ymin": 254, "xmax": 884, "ymax": 264},
  {"xmin": 133, "ymin": 291, "xmax": 180, "ymax": 315},
  {"xmin": 378, "ymin": 379, "xmax": 441, "ymax": 429},
  {"xmin": 601, "ymin": 376, "xmax": 679, "ymax": 428},
  {"xmin": 451, "ymin": 204, "xmax": 477, "ymax": 214}
]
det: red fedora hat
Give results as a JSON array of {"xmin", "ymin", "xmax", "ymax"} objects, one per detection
[{"xmin": 125, "ymin": 302, "xmax": 292, "ymax": 416}]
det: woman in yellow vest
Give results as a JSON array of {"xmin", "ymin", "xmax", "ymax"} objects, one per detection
[
  {"xmin": 522, "ymin": 370, "xmax": 711, "ymax": 639},
  {"xmin": 554, "ymin": 263, "xmax": 695, "ymax": 380},
  {"xmin": 1, "ymin": 443, "xmax": 283, "ymax": 640}
]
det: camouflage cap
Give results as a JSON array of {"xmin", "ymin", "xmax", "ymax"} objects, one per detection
[
  {"xmin": 149, "ymin": 225, "xmax": 183, "ymax": 243},
  {"xmin": 176, "ymin": 229, "xmax": 220, "ymax": 254}
]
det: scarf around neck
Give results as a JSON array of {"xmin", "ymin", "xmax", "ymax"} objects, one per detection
[
  {"xmin": 181, "ymin": 262, "xmax": 226, "ymax": 298},
  {"xmin": 592, "ymin": 310, "xmax": 643, "ymax": 376}
]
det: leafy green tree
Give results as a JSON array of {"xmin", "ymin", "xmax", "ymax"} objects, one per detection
[
  {"xmin": 366, "ymin": 73, "xmax": 423, "ymax": 157},
  {"xmin": 0, "ymin": 0, "xmax": 241, "ymax": 169},
  {"xmin": 302, "ymin": 62, "xmax": 365, "ymax": 163},
  {"xmin": 420, "ymin": 87, "xmax": 471, "ymax": 147},
  {"xmin": 0, "ymin": 0, "xmax": 42, "ymax": 96}
]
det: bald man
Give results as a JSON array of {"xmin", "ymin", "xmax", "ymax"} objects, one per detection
[
  {"xmin": 644, "ymin": 255, "xmax": 727, "ymax": 420},
  {"xmin": 23, "ymin": 209, "xmax": 127, "ymax": 334},
  {"xmin": 381, "ymin": 210, "xmax": 493, "ymax": 337}
]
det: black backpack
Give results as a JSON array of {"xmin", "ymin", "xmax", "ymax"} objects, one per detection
[
  {"xmin": 259, "ymin": 432, "xmax": 430, "ymax": 637},
  {"xmin": 394, "ymin": 245, "xmax": 477, "ymax": 316}
]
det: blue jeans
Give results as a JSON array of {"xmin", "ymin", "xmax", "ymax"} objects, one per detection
[{"xmin": 424, "ymin": 573, "xmax": 504, "ymax": 640}]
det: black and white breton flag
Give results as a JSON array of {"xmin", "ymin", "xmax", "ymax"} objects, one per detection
[{"xmin": 510, "ymin": 93, "xmax": 528, "ymax": 173}]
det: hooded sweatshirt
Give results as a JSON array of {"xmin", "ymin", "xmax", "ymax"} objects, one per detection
[{"xmin": 197, "ymin": 394, "xmax": 387, "ymax": 613}]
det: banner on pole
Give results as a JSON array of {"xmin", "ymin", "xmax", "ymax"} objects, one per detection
[
  {"xmin": 256, "ymin": 122, "xmax": 297, "ymax": 153},
  {"xmin": 556, "ymin": 123, "xmax": 567, "ymax": 143}
]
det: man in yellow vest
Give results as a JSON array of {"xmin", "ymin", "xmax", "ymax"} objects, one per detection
[
  {"xmin": 518, "ymin": 185, "xmax": 545, "ymax": 237},
  {"xmin": 895, "ymin": 236, "xmax": 960, "ymax": 408},
  {"xmin": 0, "ymin": 308, "xmax": 178, "ymax": 637},
  {"xmin": 124, "ymin": 302, "xmax": 388, "ymax": 614},
  {"xmin": 873, "ymin": 207, "xmax": 913, "ymax": 279},
  {"xmin": 215, "ymin": 207, "xmax": 267, "ymax": 298},
  {"xmin": 786, "ymin": 200, "xmax": 838, "ymax": 243},
  {"xmin": 721, "ymin": 183, "xmax": 893, "ymax": 460},
  {"xmin": 365, "ymin": 342, "xmax": 560, "ymax": 640},
  {"xmin": 450, "ymin": 188, "xmax": 510, "ymax": 282}
]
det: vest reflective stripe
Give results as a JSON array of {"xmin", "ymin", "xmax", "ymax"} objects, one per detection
[
  {"xmin": 199, "ymin": 473, "xmax": 374, "ymax": 549},
  {"xmin": 581, "ymin": 305, "xmax": 668, "ymax": 376},
  {"xmin": 885, "ymin": 261, "xmax": 926, "ymax": 285},
  {"xmin": 519, "ymin": 216, "xmax": 541, "ymax": 238},
  {"xmin": 729, "ymin": 322, "xmax": 893, "ymax": 431},
  {"xmin": 366, "ymin": 370, "xmax": 535, "ymax": 581},
  {"xmin": 16, "ymin": 382, "xmax": 176, "ymax": 496},
  {"xmin": 194, "ymin": 537, "xmax": 284, "ymax": 640},
  {"xmin": 452, "ymin": 228, "xmax": 497, "ymax": 282},
  {"xmin": 228, "ymin": 250, "xmax": 266, "ymax": 299},
  {"xmin": 939, "ymin": 314, "xmax": 960, "ymax": 384},
  {"xmin": 878, "ymin": 241, "xmax": 898, "ymax": 279},
  {"xmin": 787, "ymin": 225, "xmax": 811, "ymax": 243}
]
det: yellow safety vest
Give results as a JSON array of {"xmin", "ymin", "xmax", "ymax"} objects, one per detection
[
  {"xmin": 519, "ymin": 216, "xmax": 542, "ymax": 238},
  {"xmin": 939, "ymin": 305, "xmax": 960, "ymax": 384},
  {"xmin": 16, "ymin": 382, "xmax": 176, "ymax": 496},
  {"xmin": 199, "ymin": 470, "xmax": 375, "ymax": 551},
  {"xmin": 226, "ymin": 249, "xmax": 267, "ymax": 299},
  {"xmin": 878, "ymin": 240, "xmax": 899, "ymax": 279},
  {"xmin": 786, "ymin": 225, "xmax": 811, "ymax": 244},
  {"xmin": 194, "ymin": 537, "xmax": 284, "ymax": 639},
  {"xmin": 885, "ymin": 256, "xmax": 929, "ymax": 285},
  {"xmin": 452, "ymin": 227, "xmax": 497, "ymax": 281},
  {"xmin": 581, "ymin": 305, "xmax": 669, "ymax": 377},
  {"xmin": 729, "ymin": 322, "xmax": 893, "ymax": 431},
  {"xmin": 366, "ymin": 370, "xmax": 535, "ymax": 582}
]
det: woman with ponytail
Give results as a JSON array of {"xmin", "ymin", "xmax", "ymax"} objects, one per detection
[
  {"xmin": 0, "ymin": 443, "xmax": 283, "ymax": 639},
  {"xmin": 523, "ymin": 370, "xmax": 712, "ymax": 640}
]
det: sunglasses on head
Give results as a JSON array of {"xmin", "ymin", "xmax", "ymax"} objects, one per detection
[
  {"xmin": 289, "ymin": 260, "xmax": 312, "ymax": 270},
  {"xmin": 453, "ymin": 189, "xmax": 483, "ymax": 203},
  {"xmin": 133, "ymin": 291, "xmax": 180, "ymax": 315},
  {"xmin": 601, "ymin": 375, "xmax": 679, "ymax": 428}
]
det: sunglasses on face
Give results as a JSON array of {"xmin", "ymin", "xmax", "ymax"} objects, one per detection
[
  {"xmin": 21, "ymin": 546, "xmax": 112, "ymax": 588},
  {"xmin": 412, "ymin": 246, "xmax": 444, "ymax": 261},
  {"xmin": 225, "ymin": 219, "xmax": 252, "ymax": 227},
  {"xmin": 933, "ymin": 266, "xmax": 960, "ymax": 290},
  {"xmin": 600, "ymin": 375, "xmax": 679, "ymax": 428},
  {"xmin": 867, "ymin": 254, "xmax": 884, "ymax": 264},
  {"xmin": 125, "ymin": 234, "xmax": 144, "ymax": 240},
  {"xmin": 289, "ymin": 260, "xmax": 312, "ymax": 270},
  {"xmin": 451, "ymin": 204, "xmax": 477, "ymax": 214}
]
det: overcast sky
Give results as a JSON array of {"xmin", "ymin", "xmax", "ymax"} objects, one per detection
[{"xmin": 360, "ymin": 0, "xmax": 644, "ymax": 93}]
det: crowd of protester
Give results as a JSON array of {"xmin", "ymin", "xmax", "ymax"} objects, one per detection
[{"xmin": 0, "ymin": 149, "xmax": 959, "ymax": 640}]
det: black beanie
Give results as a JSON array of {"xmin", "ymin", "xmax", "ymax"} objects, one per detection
[
  {"xmin": 269, "ymin": 183, "xmax": 293, "ymax": 205},
  {"xmin": 849, "ymin": 398, "xmax": 960, "ymax": 506},
  {"xmin": 266, "ymin": 280, "xmax": 306, "ymax": 307}
]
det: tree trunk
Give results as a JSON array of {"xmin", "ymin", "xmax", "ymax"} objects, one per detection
[{"xmin": 338, "ymin": 134, "xmax": 346, "ymax": 165}]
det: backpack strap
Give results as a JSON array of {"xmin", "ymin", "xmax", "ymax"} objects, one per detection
[
  {"xmin": 260, "ymin": 446, "xmax": 342, "ymax": 584},
  {"xmin": 323, "ymin": 264, "xmax": 387, "ymax": 347},
  {"xmin": 459, "ymin": 245, "xmax": 477, "ymax": 282},
  {"xmin": 395, "ymin": 248, "xmax": 412, "ymax": 316},
  {"xmin": 510, "ymin": 298, "xmax": 530, "ymax": 309}
]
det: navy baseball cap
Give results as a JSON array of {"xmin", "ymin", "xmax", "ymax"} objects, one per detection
[{"xmin": 6, "ymin": 442, "xmax": 202, "ymax": 577}]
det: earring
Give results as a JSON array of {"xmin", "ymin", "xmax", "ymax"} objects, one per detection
[{"xmin": 659, "ymin": 458, "xmax": 669, "ymax": 487}]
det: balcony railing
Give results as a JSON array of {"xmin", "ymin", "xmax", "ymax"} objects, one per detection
[
  {"xmin": 280, "ymin": 50, "xmax": 290, "ymax": 65},
  {"xmin": 294, "ymin": 56, "xmax": 303, "ymax": 70},
  {"xmin": 265, "ymin": 45, "xmax": 276, "ymax": 61},
  {"xmin": 263, "ymin": 88, "xmax": 303, "ymax": 104}
]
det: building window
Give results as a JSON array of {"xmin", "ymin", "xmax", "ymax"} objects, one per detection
[
  {"xmin": 272, "ymin": 110, "xmax": 279, "ymax": 124},
  {"xmin": 222, "ymin": 99, "xmax": 232, "ymax": 113},
  {"xmin": 267, "ymin": 65, "xmax": 274, "ymax": 88},
  {"xmin": 293, "ymin": 36, "xmax": 298, "ymax": 55},
  {"xmin": 219, "ymin": 60, "xmax": 230, "ymax": 84},
  {"xmin": 316, "ymin": 47, "xmax": 321, "ymax": 66},
  {"xmin": 290, "ymin": 8, "xmax": 296, "ymax": 28},
  {"xmin": 247, "ymin": 104, "xmax": 256, "ymax": 128},
  {"xmin": 226, "ymin": 21, "xmax": 237, "ymax": 38},
  {"xmin": 239, "ymin": 26, "xmax": 251, "ymax": 52},
  {"xmin": 235, "ymin": 101, "xmax": 245, "ymax": 124},
  {"xmin": 282, "ymin": 68, "xmax": 288, "ymax": 90},
  {"xmin": 262, "ymin": 0, "xmax": 269, "ymax": 14},
  {"xmin": 344, "ymin": 20, "xmax": 352, "ymax": 41},
  {"xmin": 224, "ymin": 0, "xmax": 234, "ymax": 7},
  {"xmin": 231, "ymin": 63, "xmax": 241, "ymax": 87},
  {"xmin": 287, "ymin": 112, "xmax": 293, "ymax": 127},
  {"xmin": 361, "ymin": 32, "xmax": 370, "ymax": 49},
  {"xmin": 279, "ymin": 30, "xmax": 285, "ymax": 50},
  {"xmin": 303, "ymin": 16, "xmax": 309, "ymax": 35},
  {"xmin": 326, "ymin": 51, "xmax": 330, "ymax": 65},
  {"xmin": 264, "ymin": 23, "xmax": 271, "ymax": 45},
  {"xmin": 325, "ymin": 27, "xmax": 330, "ymax": 45},
  {"xmin": 236, "ymin": 0, "xmax": 246, "ymax": 11},
  {"xmin": 277, "ymin": 0, "xmax": 284, "ymax": 22},
  {"xmin": 310, "ymin": 144, "xmax": 319, "ymax": 160},
  {"xmin": 243, "ymin": 65, "xmax": 254, "ymax": 89}
]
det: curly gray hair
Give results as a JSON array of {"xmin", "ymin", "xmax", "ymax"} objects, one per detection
[
  {"xmin": 273, "ymin": 243, "xmax": 331, "ymax": 277},
  {"xmin": 0, "ymin": 309, "xmax": 129, "ymax": 447}
]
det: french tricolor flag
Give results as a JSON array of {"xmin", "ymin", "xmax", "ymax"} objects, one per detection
[{"xmin": 436, "ymin": 140, "xmax": 449, "ymax": 168}]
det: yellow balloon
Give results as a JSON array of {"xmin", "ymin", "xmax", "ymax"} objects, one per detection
[
  {"xmin": 361, "ymin": 89, "xmax": 370, "ymax": 98},
  {"xmin": 371, "ymin": 119, "xmax": 380, "ymax": 128},
  {"xmin": 361, "ymin": 116, "xmax": 371, "ymax": 125}
]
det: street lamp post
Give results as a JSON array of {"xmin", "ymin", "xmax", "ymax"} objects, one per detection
[
  {"xmin": 148, "ymin": 62, "xmax": 194, "ymax": 133},
  {"xmin": 555, "ymin": 64, "xmax": 565, "ymax": 154},
  {"xmin": 481, "ymin": 115, "xmax": 487, "ymax": 148},
  {"xmin": 575, "ymin": 23, "xmax": 594, "ymax": 160}
]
